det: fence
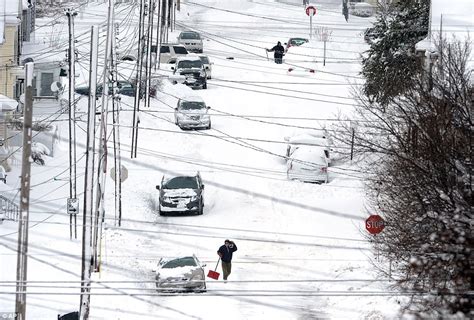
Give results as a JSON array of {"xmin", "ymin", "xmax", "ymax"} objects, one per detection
[{"xmin": 0, "ymin": 195, "xmax": 19, "ymax": 222}]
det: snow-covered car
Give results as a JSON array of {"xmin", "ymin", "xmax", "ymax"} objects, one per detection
[
  {"xmin": 177, "ymin": 31, "xmax": 203, "ymax": 53},
  {"xmin": 287, "ymin": 146, "xmax": 329, "ymax": 183},
  {"xmin": 0, "ymin": 165, "xmax": 6, "ymax": 184},
  {"xmin": 198, "ymin": 55, "xmax": 213, "ymax": 79},
  {"xmin": 174, "ymin": 96, "xmax": 211, "ymax": 130},
  {"xmin": 171, "ymin": 56, "xmax": 207, "ymax": 89},
  {"xmin": 351, "ymin": 3, "xmax": 374, "ymax": 17},
  {"xmin": 155, "ymin": 43, "xmax": 188, "ymax": 64},
  {"xmin": 155, "ymin": 255, "xmax": 206, "ymax": 292},
  {"xmin": 284, "ymin": 133, "xmax": 331, "ymax": 165},
  {"xmin": 156, "ymin": 173, "xmax": 205, "ymax": 215}
]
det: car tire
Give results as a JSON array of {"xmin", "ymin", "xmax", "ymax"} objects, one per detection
[
  {"xmin": 158, "ymin": 206, "xmax": 165, "ymax": 216},
  {"xmin": 206, "ymin": 122, "xmax": 211, "ymax": 130},
  {"xmin": 198, "ymin": 203, "xmax": 204, "ymax": 215},
  {"xmin": 202, "ymin": 82, "xmax": 207, "ymax": 89}
]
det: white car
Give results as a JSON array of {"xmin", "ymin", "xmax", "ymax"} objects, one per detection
[
  {"xmin": 284, "ymin": 133, "xmax": 331, "ymax": 165},
  {"xmin": 155, "ymin": 255, "xmax": 206, "ymax": 292},
  {"xmin": 287, "ymin": 146, "xmax": 329, "ymax": 183},
  {"xmin": 177, "ymin": 31, "xmax": 203, "ymax": 53},
  {"xmin": 156, "ymin": 43, "xmax": 188, "ymax": 64},
  {"xmin": 174, "ymin": 96, "xmax": 211, "ymax": 129},
  {"xmin": 198, "ymin": 55, "xmax": 213, "ymax": 79}
]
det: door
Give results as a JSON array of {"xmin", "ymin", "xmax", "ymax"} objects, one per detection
[{"xmin": 40, "ymin": 72, "xmax": 54, "ymax": 96}]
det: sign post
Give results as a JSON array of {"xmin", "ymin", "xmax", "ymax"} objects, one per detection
[{"xmin": 305, "ymin": 6, "xmax": 317, "ymax": 39}]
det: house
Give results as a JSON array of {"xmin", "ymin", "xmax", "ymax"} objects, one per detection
[
  {"xmin": 415, "ymin": 0, "xmax": 473, "ymax": 70},
  {"xmin": 0, "ymin": 0, "xmax": 35, "ymax": 99}
]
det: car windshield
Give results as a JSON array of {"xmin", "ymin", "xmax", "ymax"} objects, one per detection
[
  {"xmin": 179, "ymin": 101, "xmax": 206, "ymax": 110},
  {"xmin": 162, "ymin": 257, "xmax": 197, "ymax": 269},
  {"xmin": 180, "ymin": 32, "xmax": 200, "ymax": 40},
  {"xmin": 163, "ymin": 176, "xmax": 198, "ymax": 189},
  {"xmin": 177, "ymin": 60, "xmax": 202, "ymax": 69},
  {"xmin": 199, "ymin": 56, "xmax": 209, "ymax": 64},
  {"xmin": 173, "ymin": 46, "xmax": 188, "ymax": 54}
]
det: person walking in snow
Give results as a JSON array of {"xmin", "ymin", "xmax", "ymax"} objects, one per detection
[
  {"xmin": 266, "ymin": 41, "xmax": 285, "ymax": 64},
  {"xmin": 217, "ymin": 239, "xmax": 238, "ymax": 281}
]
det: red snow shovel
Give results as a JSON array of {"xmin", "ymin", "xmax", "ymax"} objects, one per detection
[{"xmin": 207, "ymin": 259, "xmax": 220, "ymax": 280}]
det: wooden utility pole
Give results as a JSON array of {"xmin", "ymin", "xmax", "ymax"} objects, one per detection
[
  {"xmin": 154, "ymin": 0, "xmax": 162, "ymax": 70},
  {"xmin": 79, "ymin": 25, "xmax": 99, "ymax": 320},
  {"xmin": 131, "ymin": 0, "xmax": 146, "ymax": 159},
  {"xmin": 15, "ymin": 62, "xmax": 34, "ymax": 320},
  {"xmin": 66, "ymin": 8, "xmax": 78, "ymax": 239},
  {"xmin": 92, "ymin": 0, "xmax": 114, "ymax": 273}
]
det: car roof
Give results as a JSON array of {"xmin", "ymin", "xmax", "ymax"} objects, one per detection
[
  {"xmin": 288, "ymin": 134, "xmax": 328, "ymax": 147},
  {"xmin": 180, "ymin": 95, "xmax": 205, "ymax": 103},
  {"xmin": 180, "ymin": 30, "xmax": 199, "ymax": 34},
  {"xmin": 176, "ymin": 55, "xmax": 202, "ymax": 62},
  {"xmin": 162, "ymin": 43, "xmax": 185, "ymax": 46}
]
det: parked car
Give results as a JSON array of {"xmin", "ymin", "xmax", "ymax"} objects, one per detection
[
  {"xmin": 284, "ymin": 37, "xmax": 309, "ymax": 51},
  {"xmin": 287, "ymin": 146, "xmax": 329, "ymax": 183},
  {"xmin": 75, "ymin": 80, "xmax": 135, "ymax": 97},
  {"xmin": 177, "ymin": 31, "xmax": 203, "ymax": 53},
  {"xmin": 0, "ymin": 165, "xmax": 6, "ymax": 183},
  {"xmin": 156, "ymin": 172, "xmax": 205, "ymax": 215},
  {"xmin": 155, "ymin": 255, "xmax": 206, "ymax": 292},
  {"xmin": 284, "ymin": 133, "xmax": 331, "ymax": 165},
  {"xmin": 154, "ymin": 43, "xmax": 188, "ymax": 64},
  {"xmin": 174, "ymin": 96, "xmax": 211, "ymax": 130},
  {"xmin": 198, "ymin": 55, "xmax": 213, "ymax": 79},
  {"xmin": 171, "ymin": 56, "xmax": 207, "ymax": 89},
  {"xmin": 351, "ymin": 3, "xmax": 374, "ymax": 17}
]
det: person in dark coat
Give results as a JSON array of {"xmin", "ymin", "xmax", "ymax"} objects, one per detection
[
  {"xmin": 266, "ymin": 41, "xmax": 285, "ymax": 64},
  {"xmin": 217, "ymin": 239, "xmax": 238, "ymax": 281}
]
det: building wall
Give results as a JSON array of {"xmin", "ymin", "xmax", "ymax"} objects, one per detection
[{"xmin": 0, "ymin": 25, "xmax": 20, "ymax": 98}]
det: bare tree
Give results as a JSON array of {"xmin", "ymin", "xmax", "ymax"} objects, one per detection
[{"xmin": 337, "ymin": 40, "xmax": 473, "ymax": 317}]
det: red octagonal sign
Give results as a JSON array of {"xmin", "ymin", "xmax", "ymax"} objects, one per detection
[
  {"xmin": 306, "ymin": 6, "xmax": 317, "ymax": 16},
  {"xmin": 365, "ymin": 215, "xmax": 385, "ymax": 235}
]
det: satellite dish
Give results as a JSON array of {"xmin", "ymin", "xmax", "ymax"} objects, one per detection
[
  {"xmin": 19, "ymin": 94, "xmax": 25, "ymax": 104},
  {"xmin": 50, "ymin": 81, "xmax": 63, "ymax": 92}
]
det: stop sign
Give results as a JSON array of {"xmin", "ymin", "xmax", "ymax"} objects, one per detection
[
  {"xmin": 365, "ymin": 215, "xmax": 385, "ymax": 234},
  {"xmin": 306, "ymin": 6, "xmax": 316, "ymax": 16}
]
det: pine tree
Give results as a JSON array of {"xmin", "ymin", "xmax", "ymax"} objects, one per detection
[{"xmin": 361, "ymin": 1, "xmax": 429, "ymax": 105}]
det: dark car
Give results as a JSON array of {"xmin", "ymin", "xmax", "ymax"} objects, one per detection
[
  {"xmin": 156, "ymin": 173, "xmax": 205, "ymax": 216},
  {"xmin": 75, "ymin": 80, "xmax": 135, "ymax": 97},
  {"xmin": 171, "ymin": 57, "xmax": 207, "ymax": 89}
]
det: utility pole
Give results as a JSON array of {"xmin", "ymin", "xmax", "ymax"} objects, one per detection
[
  {"xmin": 145, "ymin": 0, "xmax": 155, "ymax": 107},
  {"xmin": 111, "ymin": 24, "xmax": 123, "ymax": 226},
  {"xmin": 15, "ymin": 62, "xmax": 34, "ymax": 320},
  {"xmin": 131, "ymin": 0, "xmax": 146, "ymax": 158},
  {"xmin": 66, "ymin": 8, "xmax": 78, "ymax": 239},
  {"xmin": 92, "ymin": 0, "xmax": 114, "ymax": 275},
  {"xmin": 154, "ymin": 0, "xmax": 162, "ymax": 70},
  {"xmin": 79, "ymin": 25, "xmax": 98, "ymax": 320}
]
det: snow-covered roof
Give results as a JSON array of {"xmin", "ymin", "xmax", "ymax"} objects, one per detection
[
  {"xmin": 176, "ymin": 55, "xmax": 202, "ymax": 62},
  {"xmin": 0, "ymin": 94, "xmax": 18, "ymax": 111},
  {"xmin": 0, "ymin": 0, "xmax": 22, "ymax": 44}
]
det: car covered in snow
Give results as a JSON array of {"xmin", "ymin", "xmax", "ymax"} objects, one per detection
[
  {"xmin": 156, "ymin": 172, "xmax": 205, "ymax": 215},
  {"xmin": 284, "ymin": 132, "xmax": 331, "ymax": 165},
  {"xmin": 155, "ymin": 255, "xmax": 206, "ymax": 292},
  {"xmin": 177, "ymin": 31, "xmax": 203, "ymax": 53},
  {"xmin": 171, "ymin": 56, "xmax": 208, "ymax": 89},
  {"xmin": 75, "ymin": 80, "xmax": 135, "ymax": 97},
  {"xmin": 174, "ymin": 96, "xmax": 211, "ymax": 130},
  {"xmin": 287, "ymin": 146, "xmax": 329, "ymax": 183}
]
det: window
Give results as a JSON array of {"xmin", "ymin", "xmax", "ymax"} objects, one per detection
[
  {"xmin": 160, "ymin": 46, "xmax": 170, "ymax": 53},
  {"xmin": 163, "ymin": 176, "xmax": 199, "ymax": 189},
  {"xmin": 180, "ymin": 32, "xmax": 200, "ymax": 40},
  {"xmin": 173, "ymin": 46, "xmax": 188, "ymax": 54}
]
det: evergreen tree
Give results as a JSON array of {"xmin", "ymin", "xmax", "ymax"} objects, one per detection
[{"xmin": 362, "ymin": 1, "xmax": 429, "ymax": 105}]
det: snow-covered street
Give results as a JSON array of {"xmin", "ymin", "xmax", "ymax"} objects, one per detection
[{"xmin": 1, "ymin": 1, "xmax": 405, "ymax": 319}]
